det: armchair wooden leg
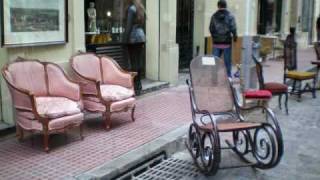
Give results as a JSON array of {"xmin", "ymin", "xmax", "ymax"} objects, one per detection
[
  {"xmin": 104, "ymin": 111, "xmax": 111, "ymax": 130},
  {"xmin": 43, "ymin": 132, "xmax": 49, "ymax": 153},
  {"xmin": 131, "ymin": 106, "xmax": 136, "ymax": 122},
  {"xmin": 80, "ymin": 123, "xmax": 84, "ymax": 140},
  {"xmin": 16, "ymin": 124, "xmax": 24, "ymax": 141},
  {"xmin": 64, "ymin": 130, "xmax": 68, "ymax": 143}
]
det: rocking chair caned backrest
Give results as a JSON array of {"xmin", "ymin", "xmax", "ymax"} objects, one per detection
[{"xmin": 189, "ymin": 56, "xmax": 234, "ymax": 114}]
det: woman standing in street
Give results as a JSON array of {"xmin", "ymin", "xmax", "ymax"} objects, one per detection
[{"xmin": 125, "ymin": 0, "xmax": 146, "ymax": 95}]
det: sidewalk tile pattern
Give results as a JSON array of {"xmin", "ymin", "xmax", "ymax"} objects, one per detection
[{"xmin": 0, "ymin": 86, "xmax": 191, "ymax": 180}]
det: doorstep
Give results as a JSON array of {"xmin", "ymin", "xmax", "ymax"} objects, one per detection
[
  {"xmin": 0, "ymin": 122, "xmax": 13, "ymax": 131},
  {"xmin": 140, "ymin": 79, "xmax": 170, "ymax": 95}
]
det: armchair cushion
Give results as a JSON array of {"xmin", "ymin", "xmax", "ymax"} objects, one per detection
[
  {"xmin": 264, "ymin": 82, "xmax": 288, "ymax": 93},
  {"xmin": 110, "ymin": 97, "xmax": 135, "ymax": 112},
  {"xmin": 100, "ymin": 84, "xmax": 134, "ymax": 101},
  {"xmin": 35, "ymin": 97, "xmax": 82, "ymax": 119},
  {"xmin": 286, "ymin": 71, "xmax": 316, "ymax": 80},
  {"xmin": 17, "ymin": 113, "xmax": 83, "ymax": 131}
]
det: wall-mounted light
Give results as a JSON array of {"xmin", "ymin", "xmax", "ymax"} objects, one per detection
[{"xmin": 106, "ymin": 11, "xmax": 112, "ymax": 17}]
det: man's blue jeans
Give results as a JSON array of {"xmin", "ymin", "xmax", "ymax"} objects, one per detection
[{"xmin": 213, "ymin": 47, "xmax": 232, "ymax": 77}]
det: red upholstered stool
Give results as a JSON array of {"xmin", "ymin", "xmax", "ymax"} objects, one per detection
[{"xmin": 243, "ymin": 90, "xmax": 272, "ymax": 108}]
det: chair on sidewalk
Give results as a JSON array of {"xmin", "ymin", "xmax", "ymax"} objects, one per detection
[
  {"xmin": 312, "ymin": 42, "xmax": 320, "ymax": 89},
  {"xmin": 70, "ymin": 53, "xmax": 136, "ymax": 130},
  {"xmin": 253, "ymin": 55, "xmax": 289, "ymax": 114},
  {"xmin": 242, "ymin": 89, "xmax": 272, "ymax": 108},
  {"xmin": 283, "ymin": 40, "xmax": 317, "ymax": 101},
  {"xmin": 2, "ymin": 58, "xmax": 84, "ymax": 152},
  {"xmin": 185, "ymin": 56, "xmax": 283, "ymax": 175}
]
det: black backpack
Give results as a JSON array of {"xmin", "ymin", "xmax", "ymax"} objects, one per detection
[{"xmin": 211, "ymin": 14, "xmax": 231, "ymax": 43}]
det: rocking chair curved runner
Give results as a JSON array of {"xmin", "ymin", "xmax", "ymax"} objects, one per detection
[{"xmin": 185, "ymin": 56, "xmax": 283, "ymax": 175}]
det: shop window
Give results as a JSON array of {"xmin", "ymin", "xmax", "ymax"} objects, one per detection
[
  {"xmin": 84, "ymin": 0, "xmax": 146, "ymax": 75},
  {"xmin": 84, "ymin": 0, "xmax": 146, "ymax": 45}
]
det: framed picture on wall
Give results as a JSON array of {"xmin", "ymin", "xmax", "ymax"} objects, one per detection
[{"xmin": 1, "ymin": 0, "xmax": 68, "ymax": 47}]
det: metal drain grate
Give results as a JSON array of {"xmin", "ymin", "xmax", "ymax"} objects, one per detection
[
  {"xmin": 114, "ymin": 153, "xmax": 167, "ymax": 180},
  {"xmin": 134, "ymin": 158, "xmax": 199, "ymax": 180}
]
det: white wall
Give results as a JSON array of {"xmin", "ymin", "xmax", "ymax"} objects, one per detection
[
  {"xmin": 145, "ymin": 0, "xmax": 160, "ymax": 81},
  {"xmin": 159, "ymin": 0, "xmax": 179, "ymax": 84}
]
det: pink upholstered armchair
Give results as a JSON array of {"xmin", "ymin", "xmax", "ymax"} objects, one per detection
[
  {"xmin": 70, "ymin": 53, "xmax": 136, "ymax": 130},
  {"xmin": 2, "ymin": 58, "xmax": 84, "ymax": 152}
]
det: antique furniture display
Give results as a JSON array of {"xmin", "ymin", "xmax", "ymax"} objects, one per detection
[
  {"xmin": 2, "ymin": 58, "xmax": 84, "ymax": 152},
  {"xmin": 70, "ymin": 53, "xmax": 136, "ymax": 129},
  {"xmin": 185, "ymin": 56, "xmax": 283, "ymax": 175},
  {"xmin": 283, "ymin": 40, "xmax": 317, "ymax": 101},
  {"xmin": 253, "ymin": 55, "xmax": 289, "ymax": 114}
]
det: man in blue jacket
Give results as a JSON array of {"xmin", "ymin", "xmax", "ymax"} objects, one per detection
[{"xmin": 209, "ymin": 0, "xmax": 237, "ymax": 78}]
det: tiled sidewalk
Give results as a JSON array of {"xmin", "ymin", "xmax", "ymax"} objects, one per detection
[{"xmin": 0, "ymin": 86, "xmax": 191, "ymax": 180}]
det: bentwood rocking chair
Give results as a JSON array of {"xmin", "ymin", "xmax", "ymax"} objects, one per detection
[{"xmin": 185, "ymin": 56, "xmax": 283, "ymax": 175}]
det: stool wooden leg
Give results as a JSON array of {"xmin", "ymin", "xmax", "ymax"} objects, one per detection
[
  {"xmin": 278, "ymin": 95, "xmax": 282, "ymax": 110},
  {"xmin": 285, "ymin": 93, "xmax": 289, "ymax": 115}
]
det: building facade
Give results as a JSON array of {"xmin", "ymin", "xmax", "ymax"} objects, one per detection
[{"xmin": 0, "ymin": 0, "xmax": 319, "ymax": 127}]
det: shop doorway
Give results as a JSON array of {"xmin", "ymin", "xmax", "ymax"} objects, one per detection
[
  {"xmin": 257, "ymin": 0, "xmax": 282, "ymax": 34},
  {"xmin": 301, "ymin": 0, "xmax": 315, "ymax": 44},
  {"xmin": 176, "ymin": 0, "xmax": 194, "ymax": 69}
]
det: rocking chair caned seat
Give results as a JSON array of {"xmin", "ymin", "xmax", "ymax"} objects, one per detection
[
  {"xmin": 70, "ymin": 53, "xmax": 136, "ymax": 130},
  {"xmin": 2, "ymin": 58, "xmax": 84, "ymax": 152},
  {"xmin": 186, "ymin": 56, "xmax": 283, "ymax": 175},
  {"xmin": 283, "ymin": 41, "xmax": 317, "ymax": 100},
  {"xmin": 253, "ymin": 56, "xmax": 289, "ymax": 114}
]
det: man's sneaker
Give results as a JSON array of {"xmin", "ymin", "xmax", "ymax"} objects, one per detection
[{"xmin": 233, "ymin": 70, "xmax": 240, "ymax": 78}]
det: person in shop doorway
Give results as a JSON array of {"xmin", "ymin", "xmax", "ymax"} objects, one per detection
[
  {"xmin": 124, "ymin": 0, "xmax": 146, "ymax": 95},
  {"xmin": 209, "ymin": 0, "xmax": 237, "ymax": 78}
]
